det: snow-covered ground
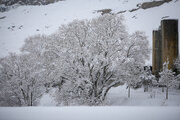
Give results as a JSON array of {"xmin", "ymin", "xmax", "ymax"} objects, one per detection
[
  {"xmin": 0, "ymin": 106, "xmax": 180, "ymax": 120},
  {"xmin": 37, "ymin": 85, "xmax": 180, "ymax": 106},
  {"xmin": 1, "ymin": 85, "xmax": 180, "ymax": 120},
  {"xmin": 107, "ymin": 85, "xmax": 180, "ymax": 106},
  {"xmin": 0, "ymin": 0, "xmax": 180, "ymax": 65}
]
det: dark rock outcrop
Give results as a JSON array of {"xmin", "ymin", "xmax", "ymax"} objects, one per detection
[
  {"xmin": 0, "ymin": 0, "xmax": 64, "ymax": 6},
  {"xmin": 117, "ymin": 0, "xmax": 173, "ymax": 14},
  {"xmin": 0, "ymin": 0, "xmax": 64, "ymax": 12},
  {"xmin": 140, "ymin": 0, "xmax": 172, "ymax": 9},
  {"xmin": 96, "ymin": 9, "xmax": 112, "ymax": 15}
]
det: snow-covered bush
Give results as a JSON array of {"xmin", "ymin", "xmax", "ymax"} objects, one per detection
[
  {"xmin": 159, "ymin": 62, "xmax": 178, "ymax": 99},
  {"xmin": 140, "ymin": 66, "xmax": 155, "ymax": 92}
]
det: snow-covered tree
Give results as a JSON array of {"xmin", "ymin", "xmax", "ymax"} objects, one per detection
[
  {"xmin": 1, "ymin": 14, "xmax": 150, "ymax": 106},
  {"xmin": 51, "ymin": 14, "xmax": 129, "ymax": 105},
  {"xmin": 119, "ymin": 31, "xmax": 150, "ymax": 98},
  {"xmin": 140, "ymin": 66, "xmax": 155, "ymax": 92},
  {"xmin": 174, "ymin": 56, "xmax": 180, "ymax": 72},
  {"xmin": 51, "ymin": 15, "xmax": 149, "ymax": 103},
  {"xmin": 174, "ymin": 56, "xmax": 180, "ymax": 88},
  {"xmin": 159, "ymin": 62, "xmax": 177, "ymax": 99},
  {"xmin": 0, "ymin": 53, "xmax": 45, "ymax": 106}
]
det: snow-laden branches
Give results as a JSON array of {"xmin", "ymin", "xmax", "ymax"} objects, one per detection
[
  {"xmin": 0, "ymin": 53, "xmax": 46, "ymax": 106},
  {"xmin": 0, "ymin": 14, "xmax": 151, "ymax": 106}
]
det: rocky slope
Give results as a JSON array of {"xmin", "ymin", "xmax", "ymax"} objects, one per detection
[{"xmin": 0, "ymin": 0, "xmax": 63, "ymax": 12}]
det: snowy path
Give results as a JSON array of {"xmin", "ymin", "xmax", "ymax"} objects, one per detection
[{"xmin": 0, "ymin": 107, "xmax": 180, "ymax": 120}]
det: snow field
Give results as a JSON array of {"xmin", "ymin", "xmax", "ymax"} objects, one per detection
[
  {"xmin": 0, "ymin": 106, "xmax": 180, "ymax": 120},
  {"xmin": 37, "ymin": 85, "xmax": 180, "ymax": 106},
  {"xmin": 107, "ymin": 85, "xmax": 180, "ymax": 106}
]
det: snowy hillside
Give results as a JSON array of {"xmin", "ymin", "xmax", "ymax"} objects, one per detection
[{"xmin": 0, "ymin": 0, "xmax": 180, "ymax": 65}]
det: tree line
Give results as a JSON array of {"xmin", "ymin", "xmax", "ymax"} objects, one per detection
[{"xmin": 0, "ymin": 14, "xmax": 179, "ymax": 106}]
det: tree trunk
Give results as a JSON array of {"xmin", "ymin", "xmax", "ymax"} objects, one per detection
[
  {"xmin": 128, "ymin": 86, "xmax": 130, "ymax": 98},
  {"xmin": 101, "ymin": 87, "xmax": 111, "ymax": 101},
  {"xmin": 162, "ymin": 87, "xmax": 164, "ymax": 92},
  {"xmin": 166, "ymin": 87, "xmax": 168, "ymax": 99},
  {"xmin": 30, "ymin": 92, "xmax": 33, "ymax": 106},
  {"xmin": 101, "ymin": 81, "xmax": 122, "ymax": 101},
  {"xmin": 144, "ymin": 85, "xmax": 148, "ymax": 92}
]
